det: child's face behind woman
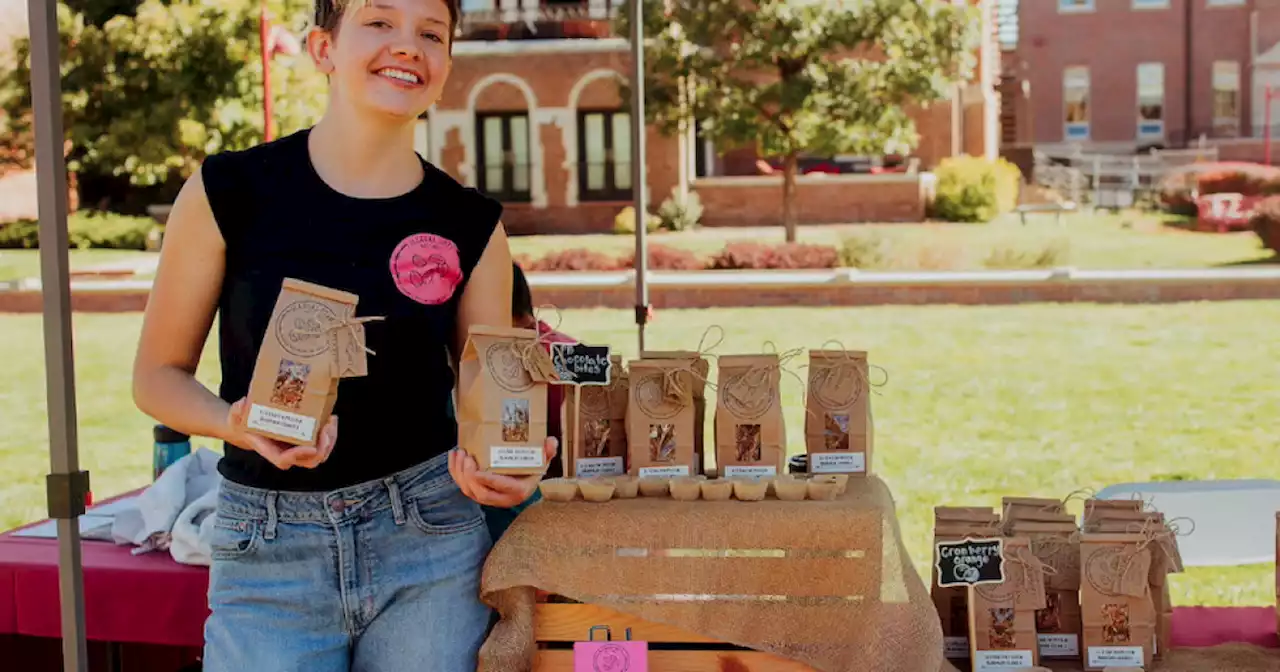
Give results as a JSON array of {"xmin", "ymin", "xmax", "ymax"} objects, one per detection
[{"xmin": 311, "ymin": 0, "xmax": 453, "ymax": 122}]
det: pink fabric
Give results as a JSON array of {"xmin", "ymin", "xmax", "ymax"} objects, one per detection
[
  {"xmin": 0, "ymin": 497, "xmax": 210, "ymax": 647},
  {"xmin": 1171, "ymin": 606, "xmax": 1279, "ymax": 649}
]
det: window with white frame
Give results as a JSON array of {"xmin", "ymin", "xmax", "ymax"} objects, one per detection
[
  {"xmin": 1206, "ymin": 0, "xmax": 1245, "ymax": 7},
  {"xmin": 1059, "ymin": 0, "xmax": 1095, "ymax": 13},
  {"xmin": 476, "ymin": 112, "xmax": 532, "ymax": 202},
  {"xmin": 1137, "ymin": 63, "xmax": 1165, "ymax": 140},
  {"xmin": 578, "ymin": 110, "xmax": 633, "ymax": 201},
  {"xmin": 1133, "ymin": 0, "xmax": 1169, "ymax": 8},
  {"xmin": 1213, "ymin": 61, "xmax": 1240, "ymax": 137},
  {"xmin": 1064, "ymin": 66, "xmax": 1090, "ymax": 141}
]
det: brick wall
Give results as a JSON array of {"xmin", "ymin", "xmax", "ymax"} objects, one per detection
[
  {"xmin": 693, "ymin": 175, "xmax": 927, "ymax": 227},
  {"xmin": 1014, "ymin": 0, "xmax": 1258, "ymax": 147},
  {"xmin": 435, "ymin": 44, "xmax": 682, "ymax": 234}
]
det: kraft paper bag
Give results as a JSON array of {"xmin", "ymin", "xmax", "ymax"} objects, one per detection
[
  {"xmin": 627, "ymin": 358, "xmax": 699, "ymax": 479},
  {"xmin": 562, "ymin": 355, "xmax": 629, "ymax": 478},
  {"xmin": 714, "ymin": 354, "xmax": 785, "ymax": 479},
  {"xmin": 804, "ymin": 349, "xmax": 873, "ymax": 475},
  {"xmin": 458, "ymin": 325, "xmax": 558, "ymax": 475},
  {"xmin": 966, "ymin": 537, "xmax": 1047, "ymax": 671},
  {"xmin": 244, "ymin": 278, "xmax": 373, "ymax": 446},
  {"xmin": 1079, "ymin": 533, "xmax": 1156, "ymax": 671}
]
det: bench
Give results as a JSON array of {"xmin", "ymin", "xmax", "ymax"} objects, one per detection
[{"xmin": 1015, "ymin": 201, "xmax": 1078, "ymax": 226}]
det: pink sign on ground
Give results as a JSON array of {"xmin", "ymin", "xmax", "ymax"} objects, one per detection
[
  {"xmin": 573, "ymin": 628, "xmax": 648, "ymax": 672},
  {"xmin": 1196, "ymin": 192, "xmax": 1263, "ymax": 233}
]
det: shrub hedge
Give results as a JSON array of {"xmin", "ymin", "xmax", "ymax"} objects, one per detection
[
  {"xmin": 930, "ymin": 156, "xmax": 1023, "ymax": 223},
  {"xmin": 0, "ymin": 211, "xmax": 156, "ymax": 250}
]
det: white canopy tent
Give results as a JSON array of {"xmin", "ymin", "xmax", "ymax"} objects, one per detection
[{"xmin": 22, "ymin": 0, "xmax": 650, "ymax": 668}]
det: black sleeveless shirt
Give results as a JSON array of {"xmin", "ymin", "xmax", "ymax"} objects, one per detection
[{"xmin": 202, "ymin": 129, "xmax": 502, "ymax": 491}]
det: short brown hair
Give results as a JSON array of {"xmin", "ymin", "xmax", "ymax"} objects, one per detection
[{"xmin": 315, "ymin": 0, "xmax": 459, "ymax": 40}]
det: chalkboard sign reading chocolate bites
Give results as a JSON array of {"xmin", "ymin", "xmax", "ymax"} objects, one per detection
[
  {"xmin": 936, "ymin": 538, "xmax": 1006, "ymax": 588},
  {"xmin": 550, "ymin": 343, "xmax": 613, "ymax": 386}
]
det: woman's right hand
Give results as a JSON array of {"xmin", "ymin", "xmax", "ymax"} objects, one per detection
[{"xmin": 225, "ymin": 398, "xmax": 337, "ymax": 470}]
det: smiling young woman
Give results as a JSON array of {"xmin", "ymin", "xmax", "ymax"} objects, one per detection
[{"xmin": 130, "ymin": 0, "xmax": 557, "ymax": 669}]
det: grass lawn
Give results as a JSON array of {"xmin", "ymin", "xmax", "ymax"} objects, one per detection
[
  {"xmin": 514, "ymin": 211, "xmax": 1275, "ymax": 270},
  {"xmin": 3, "ymin": 302, "xmax": 1278, "ymax": 607},
  {"xmin": 0, "ymin": 249, "xmax": 156, "ymax": 283}
]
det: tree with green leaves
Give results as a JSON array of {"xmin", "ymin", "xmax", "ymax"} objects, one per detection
[
  {"xmin": 621, "ymin": 0, "xmax": 981, "ymax": 241},
  {"xmin": 0, "ymin": 0, "xmax": 325, "ymax": 207}
]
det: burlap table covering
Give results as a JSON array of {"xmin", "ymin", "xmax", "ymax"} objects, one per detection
[{"xmin": 478, "ymin": 474, "xmax": 945, "ymax": 672}]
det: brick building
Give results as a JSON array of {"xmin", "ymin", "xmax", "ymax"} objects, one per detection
[
  {"xmin": 418, "ymin": 0, "xmax": 999, "ymax": 234},
  {"xmin": 1004, "ymin": 0, "xmax": 1280, "ymax": 161}
]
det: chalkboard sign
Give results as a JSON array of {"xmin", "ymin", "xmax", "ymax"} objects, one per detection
[
  {"xmin": 935, "ymin": 537, "xmax": 1005, "ymax": 588},
  {"xmin": 550, "ymin": 343, "xmax": 612, "ymax": 386}
]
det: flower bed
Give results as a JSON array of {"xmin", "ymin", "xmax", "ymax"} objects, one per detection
[{"xmin": 514, "ymin": 235, "xmax": 1070, "ymax": 272}]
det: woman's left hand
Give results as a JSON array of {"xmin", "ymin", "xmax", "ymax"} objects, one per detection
[{"xmin": 449, "ymin": 437, "xmax": 558, "ymax": 508}]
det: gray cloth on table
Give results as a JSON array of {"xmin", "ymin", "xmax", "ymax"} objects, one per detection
[{"xmin": 111, "ymin": 447, "xmax": 223, "ymax": 566}]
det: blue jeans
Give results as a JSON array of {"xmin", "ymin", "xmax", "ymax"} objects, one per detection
[{"xmin": 203, "ymin": 452, "xmax": 493, "ymax": 672}]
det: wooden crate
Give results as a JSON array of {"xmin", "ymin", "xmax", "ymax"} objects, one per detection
[{"xmin": 533, "ymin": 594, "xmax": 817, "ymax": 671}]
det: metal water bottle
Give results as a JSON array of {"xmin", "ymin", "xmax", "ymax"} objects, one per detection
[{"xmin": 153, "ymin": 425, "xmax": 191, "ymax": 480}]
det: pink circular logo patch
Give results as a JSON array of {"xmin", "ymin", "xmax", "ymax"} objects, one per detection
[{"xmin": 389, "ymin": 233, "xmax": 463, "ymax": 305}]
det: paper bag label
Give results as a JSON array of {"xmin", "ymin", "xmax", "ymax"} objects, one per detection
[
  {"xmin": 973, "ymin": 650, "xmax": 1033, "ymax": 670},
  {"xmin": 1039, "ymin": 634, "xmax": 1079, "ymax": 657},
  {"xmin": 575, "ymin": 457, "xmax": 625, "ymax": 477},
  {"xmin": 247, "ymin": 404, "xmax": 316, "ymax": 443},
  {"xmin": 334, "ymin": 321, "xmax": 368, "ymax": 378},
  {"xmin": 639, "ymin": 465, "xmax": 689, "ymax": 478},
  {"xmin": 491, "ymin": 446, "xmax": 544, "ymax": 469},
  {"xmin": 943, "ymin": 637, "xmax": 969, "ymax": 658},
  {"xmin": 724, "ymin": 465, "xmax": 777, "ymax": 478},
  {"xmin": 1088, "ymin": 646, "xmax": 1143, "ymax": 667},
  {"xmin": 811, "ymin": 452, "xmax": 866, "ymax": 473}
]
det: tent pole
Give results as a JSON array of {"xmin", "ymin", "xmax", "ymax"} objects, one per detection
[
  {"xmin": 629, "ymin": 0, "xmax": 649, "ymax": 352},
  {"xmin": 27, "ymin": 1, "xmax": 89, "ymax": 670}
]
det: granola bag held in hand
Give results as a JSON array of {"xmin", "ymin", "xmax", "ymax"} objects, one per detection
[
  {"xmin": 715, "ymin": 354, "xmax": 785, "ymax": 479},
  {"xmin": 804, "ymin": 349, "xmax": 874, "ymax": 474},
  {"xmin": 627, "ymin": 358, "xmax": 700, "ymax": 478},
  {"xmin": 457, "ymin": 326, "xmax": 558, "ymax": 475},
  {"xmin": 244, "ymin": 278, "xmax": 375, "ymax": 445},
  {"xmin": 562, "ymin": 355, "xmax": 629, "ymax": 478}
]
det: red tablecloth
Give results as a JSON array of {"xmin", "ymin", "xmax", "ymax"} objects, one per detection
[{"xmin": 0, "ymin": 502, "xmax": 209, "ymax": 648}]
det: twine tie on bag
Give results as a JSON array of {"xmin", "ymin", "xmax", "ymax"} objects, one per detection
[
  {"xmin": 1121, "ymin": 516, "xmax": 1192, "ymax": 575},
  {"xmin": 658, "ymin": 325, "xmax": 724, "ymax": 402},
  {"xmin": 720, "ymin": 342, "xmax": 802, "ymax": 414},
  {"xmin": 802, "ymin": 339, "xmax": 889, "ymax": 412},
  {"xmin": 322, "ymin": 315, "xmax": 386, "ymax": 356},
  {"xmin": 1009, "ymin": 544, "xmax": 1057, "ymax": 584}
]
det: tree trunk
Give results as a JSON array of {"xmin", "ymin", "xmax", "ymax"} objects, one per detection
[{"xmin": 781, "ymin": 152, "xmax": 799, "ymax": 242}]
